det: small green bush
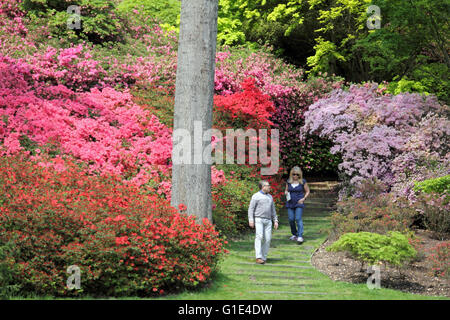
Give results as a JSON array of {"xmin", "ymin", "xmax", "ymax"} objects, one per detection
[
  {"xmin": 327, "ymin": 231, "xmax": 417, "ymax": 267},
  {"xmin": 117, "ymin": 0, "xmax": 180, "ymax": 27},
  {"xmin": 413, "ymin": 175, "xmax": 450, "ymax": 198}
]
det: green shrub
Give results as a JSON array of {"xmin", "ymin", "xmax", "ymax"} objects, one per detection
[
  {"xmin": 117, "ymin": 0, "xmax": 180, "ymax": 28},
  {"xmin": 413, "ymin": 175, "xmax": 450, "ymax": 197},
  {"xmin": 330, "ymin": 192, "xmax": 415, "ymax": 239},
  {"xmin": 384, "ymin": 63, "xmax": 449, "ymax": 104},
  {"xmin": 327, "ymin": 231, "xmax": 417, "ymax": 267},
  {"xmin": 20, "ymin": 0, "xmax": 128, "ymax": 44}
]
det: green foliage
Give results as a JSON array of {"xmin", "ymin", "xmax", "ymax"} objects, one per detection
[
  {"xmin": 20, "ymin": 0, "xmax": 128, "ymax": 44},
  {"xmin": 330, "ymin": 193, "xmax": 415, "ymax": 239},
  {"xmin": 306, "ymin": 37, "xmax": 346, "ymax": 75},
  {"xmin": 327, "ymin": 231, "xmax": 417, "ymax": 266},
  {"xmin": 212, "ymin": 170, "xmax": 259, "ymax": 236},
  {"xmin": 130, "ymin": 86, "xmax": 175, "ymax": 128},
  {"xmin": 385, "ymin": 76, "xmax": 430, "ymax": 96},
  {"xmin": 117, "ymin": 0, "xmax": 180, "ymax": 30},
  {"xmin": 355, "ymin": 0, "xmax": 449, "ymax": 102},
  {"xmin": 216, "ymin": 0, "xmax": 448, "ymax": 103},
  {"xmin": 413, "ymin": 192, "xmax": 450, "ymax": 240},
  {"xmin": 0, "ymin": 241, "xmax": 21, "ymax": 299},
  {"xmin": 407, "ymin": 63, "xmax": 449, "ymax": 104},
  {"xmin": 217, "ymin": 16, "xmax": 246, "ymax": 46},
  {"xmin": 413, "ymin": 175, "xmax": 450, "ymax": 195}
]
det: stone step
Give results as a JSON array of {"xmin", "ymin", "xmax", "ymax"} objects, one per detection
[
  {"xmin": 307, "ymin": 194, "xmax": 338, "ymax": 199},
  {"xmin": 308, "ymin": 185, "xmax": 338, "ymax": 189},
  {"xmin": 233, "ymin": 246, "xmax": 314, "ymax": 255},
  {"xmin": 250, "ymin": 283, "xmax": 309, "ymax": 287},
  {"xmin": 233, "ymin": 256, "xmax": 310, "ymax": 263},
  {"xmin": 307, "ymin": 181, "xmax": 340, "ymax": 185},
  {"xmin": 229, "ymin": 274, "xmax": 313, "ymax": 281},
  {"xmin": 248, "ymin": 290, "xmax": 328, "ymax": 295},
  {"xmin": 231, "ymin": 269, "xmax": 314, "ymax": 277},
  {"xmin": 308, "ymin": 187, "xmax": 339, "ymax": 191},
  {"xmin": 236, "ymin": 262, "xmax": 314, "ymax": 269}
]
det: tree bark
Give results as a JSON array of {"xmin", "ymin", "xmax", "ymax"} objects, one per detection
[{"xmin": 171, "ymin": 0, "xmax": 219, "ymax": 223}]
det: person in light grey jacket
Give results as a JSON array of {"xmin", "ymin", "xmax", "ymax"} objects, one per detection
[{"xmin": 248, "ymin": 180, "xmax": 279, "ymax": 264}]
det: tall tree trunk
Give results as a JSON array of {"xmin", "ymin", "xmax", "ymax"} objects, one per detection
[{"xmin": 171, "ymin": 0, "xmax": 219, "ymax": 223}]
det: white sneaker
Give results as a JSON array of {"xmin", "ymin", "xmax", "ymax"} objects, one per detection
[
  {"xmin": 297, "ymin": 237, "xmax": 304, "ymax": 243},
  {"xmin": 289, "ymin": 235, "xmax": 297, "ymax": 241}
]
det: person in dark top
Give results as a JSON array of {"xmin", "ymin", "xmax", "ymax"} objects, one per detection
[{"xmin": 285, "ymin": 166, "xmax": 310, "ymax": 244}]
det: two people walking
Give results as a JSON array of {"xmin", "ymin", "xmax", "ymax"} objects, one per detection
[{"xmin": 248, "ymin": 166, "xmax": 310, "ymax": 264}]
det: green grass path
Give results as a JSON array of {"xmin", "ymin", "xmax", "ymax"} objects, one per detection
[{"xmin": 159, "ymin": 181, "xmax": 447, "ymax": 300}]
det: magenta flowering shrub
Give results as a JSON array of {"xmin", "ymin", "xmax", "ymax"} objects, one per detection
[
  {"xmin": 0, "ymin": 54, "xmax": 169, "ymax": 189},
  {"xmin": 104, "ymin": 17, "xmax": 179, "ymax": 91},
  {"xmin": 0, "ymin": 54, "xmax": 227, "ymax": 202},
  {"xmin": 301, "ymin": 83, "xmax": 450, "ymax": 200}
]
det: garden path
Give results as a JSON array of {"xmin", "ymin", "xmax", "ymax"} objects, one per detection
[
  {"xmin": 169, "ymin": 180, "xmax": 444, "ymax": 299},
  {"xmin": 222, "ymin": 180, "xmax": 344, "ymax": 299}
]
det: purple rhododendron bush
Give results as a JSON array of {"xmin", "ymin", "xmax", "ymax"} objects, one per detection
[{"xmin": 301, "ymin": 83, "xmax": 450, "ymax": 203}]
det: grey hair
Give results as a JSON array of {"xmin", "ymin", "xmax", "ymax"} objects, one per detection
[{"xmin": 258, "ymin": 180, "xmax": 269, "ymax": 189}]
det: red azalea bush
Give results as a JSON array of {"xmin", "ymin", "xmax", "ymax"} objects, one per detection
[
  {"xmin": 214, "ymin": 78, "xmax": 275, "ymax": 130},
  {"xmin": 213, "ymin": 78, "xmax": 279, "ymax": 171},
  {"xmin": 427, "ymin": 242, "xmax": 450, "ymax": 278},
  {"xmin": 0, "ymin": 152, "xmax": 227, "ymax": 297}
]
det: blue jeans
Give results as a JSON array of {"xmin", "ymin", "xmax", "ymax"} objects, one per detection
[{"xmin": 287, "ymin": 207, "xmax": 303, "ymax": 237}]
